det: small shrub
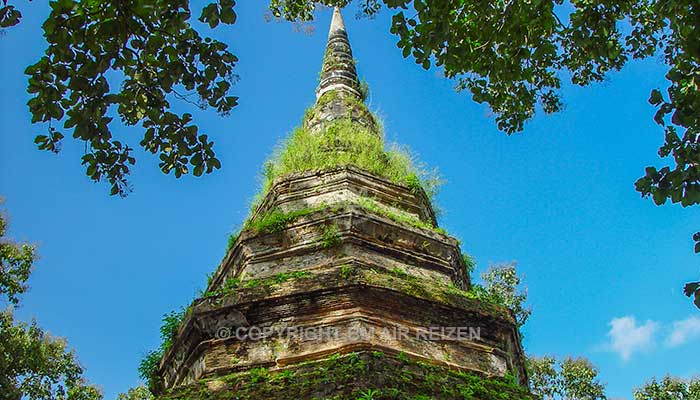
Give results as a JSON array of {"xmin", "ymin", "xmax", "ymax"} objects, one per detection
[
  {"xmin": 320, "ymin": 224, "xmax": 341, "ymax": 248},
  {"xmin": 202, "ymin": 277, "xmax": 240, "ymax": 298},
  {"xmin": 340, "ymin": 264, "xmax": 354, "ymax": 279},
  {"xmin": 248, "ymin": 367, "xmax": 269, "ymax": 384},
  {"xmin": 359, "ymin": 79, "xmax": 370, "ymax": 101},
  {"xmin": 271, "ymin": 271, "xmax": 309, "ymax": 284},
  {"xmin": 390, "ymin": 267, "xmax": 409, "ymax": 279},
  {"xmin": 480, "ymin": 262, "xmax": 531, "ymax": 327},
  {"xmin": 462, "ymin": 254, "xmax": 476, "ymax": 275},
  {"xmin": 139, "ymin": 308, "xmax": 187, "ymax": 390},
  {"xmin": 397, "ymin": 351, "xmax": 410, "ymax": 363},
  {"xmin": 244, "ymin": 279, "xmax": 262, "ymax": 288},
  {"xmin": 358, "ymin": 389, "xmax": 379, "ymax": 400},
  {"xmin": 273, "ymin": 370, "xmax": 294, "ymax": 382},
  {"xmin": 137, "ymin": 350, "xmax": 162, "ymax": 392},
  {"xmin": 223, "ymin": 277, "xmax": 241, "ymax": 291},
  {"xmin": 159, "ymin": 310, "xmax": 186, "ymax": 350}
]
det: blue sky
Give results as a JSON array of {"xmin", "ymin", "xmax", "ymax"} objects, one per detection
[{"xmin": 1, "ymin": 2, "xmax": 699, "ymax": 399}]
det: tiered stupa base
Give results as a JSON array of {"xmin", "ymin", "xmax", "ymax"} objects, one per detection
[{"xmin": 154, "ymin": 168, "xmax": 528, "ymax": 399}]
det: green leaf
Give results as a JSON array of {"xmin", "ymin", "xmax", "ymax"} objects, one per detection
[
  {"xmin": 210, "ymin": 158, "xmax": 221, "ymax": 169},
  {"xmin": 652, "ymin": 190, "xmax": 667, "ymax": 205},
  {"xmin": 684, "ymin": 282, "xmax": 700, "ymax": 309},
  {"xmin": 684, "ymin": 282, "xmax": 699, "ymax": 297},
  {"xmin": 199, "ymin": 3, "xmax": 220, "ymax": 28},
  {"xmin": 648, "ymin": 89, "xmax": 663, "ymax": 105},
  {"xmin": 23, "ymin": 0, "xmax": 239, "ymax": 195},
  {"xmin": 220, "ymin": 7, "xmax": 236, "ymax": 24},
  {"xmin": 193, "ymin": 164, "xmax": 204, "ymax": 177},
  {"xmin": 0, "ymin": 5, "xmax": 22, "ymax": 28}
]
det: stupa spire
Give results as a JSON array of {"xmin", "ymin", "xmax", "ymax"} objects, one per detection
[
  {"xmin": 316, "ymin": 7, "xmax": 363, "ymax": 100},
  {"xmin": 305, "ymin": 6, "xmax": 377, "ymax": 133}
]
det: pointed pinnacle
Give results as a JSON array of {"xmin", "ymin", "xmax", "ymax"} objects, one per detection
[
  {"xmin": 316, "ymin": 7, "xmax": 362, "ymax": 100},
  {"xmin": 328, "ymin": 6, "xmax": 346, "ymax": 37}
]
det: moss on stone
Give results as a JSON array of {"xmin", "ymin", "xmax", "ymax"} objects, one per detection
[
  {"xmin": 356, "ymin": 196, "xmax": 446, "ymax": 235},
  {"xmin": 199, "ymin": 263, "xmax": 512, "ymax": 324},
  {"xmin": 306, "ymin": 90, "xmax": 374, "ymax": 126},
  {"xmin": 241, "ymin": 197, "xmax": 446, "ymax": 248},
  {"xmin": 203, "ymin": 271, "xmax": 310, "ymax": 299},
  {"xmin": 158, "ymin": 352, "xmax": 531, "ymax": 400},
  {"xmin": 361, "ymin": 266, "xmax": 511, "ymax": 321}
]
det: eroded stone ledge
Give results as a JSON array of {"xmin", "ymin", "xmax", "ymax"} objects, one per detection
[
  {"xmin": 251, "ymin": 166, "xmax": 437, "ymax": 225},
  {"xmin": 207, "ymin": 204, "xmax": 466, "ymax": 296},
  {"xmin": 157, "ymin": 265, "xmax": 525, "ymax": 390},
  {"xmin": 159, "ymin": 351, "xmax": 532, "ymax": 400}
]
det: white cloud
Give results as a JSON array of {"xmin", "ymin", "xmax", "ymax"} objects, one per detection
[
  {"xmin": 666, "ymin": 315, "xmax": 700, "ymax": 347},
  {"xmin": 606, "ymin": 316, "xmax": 658, "ymax": 361}
]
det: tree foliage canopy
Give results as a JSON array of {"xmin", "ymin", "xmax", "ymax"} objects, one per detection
[
  {"xmin": 4, "ymin": 0, "xmax": 239, "ymax": 196},
  {"xmin": 527, "ymin": 356, "xmax": 606, "ymax": 400},
  {"xmin": 0, "ymin": 312, "xmax": 102, "ymax": 400},
  {"xmin": 528, "ymin": 356, "xmax": 700, "ymax": 400},
  {"xmin": 478, "ymin": 262, "xmax": 532, "ymax": 327},
  {"xmin": 0, "ymin": 203, "xmax": 101, "ymax": 400},
  {"xmin": 0, "ymin": 0, "xmax": 23, "ymax": 28},
  {"xmin": 0, "ymin": 201, "xmax": 35, "ymax": 306},
  {"xmin": 116, "ymin": 385, "xmax": 154, "ymax": 400},
  {"xmin": 634, "ymin": 376, "xmax": 700, "ymax": 400},
  {"xmin": 0, "ymin": 0, "xmax": 695, "ymax": 200}
]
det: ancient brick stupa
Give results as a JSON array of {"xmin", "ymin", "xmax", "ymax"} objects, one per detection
[{"xmin": 154, "ymin": 7, "xmax": 530, "ymax": 399}]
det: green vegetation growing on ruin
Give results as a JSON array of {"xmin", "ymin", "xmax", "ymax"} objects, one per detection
[
  {"xmin": 202, "ymin": 264, "xmax": 491, "ymax": 317},
  {"xmin": 356, "ymin": 196, "xmax": 445, "ymax": 235},
  {"xmin": 143, "ymin": 256, "xmax": 524, "ymax": 394},
  {"xmin": 139, "ymin": 270, "xmax": 313, "ymax": 391},
  {"xmin": 226, "ymin": 232, "xmax": 239, "ymax": 252},
  {"xmin": 225, "ymin": 197, "xmax": 449, "ymax": 255},
  {"xmin": 244, "ymin": 206, "xmax": 321, "ymax": 234},
  {"xmin": 223, "ymin": 92, "xmax": 442, "ymax": 255},
  {"xmin": 304, "ymin": 89, "xmax": 376, "ymax": 125},
  {"xmin": 319, "ymin": 223, "xmax": 342, "ymax": 248},
  {"xmin": 242, "ymin": 271, "xmax": 311, "ymax": 290},
  {"xmin": 282, "ymin": 263, "xmax": 486, "ymax": 320},
  {"xmin": 158, "ymin": 351, "xmax": 531, "ymax": 400},
  {"xmin": 138, "ymin": 308, "xmax": 189, "ymax": 392},
  {"xmin": 260, "ymin": 117, "xmax": 440, "ymax": 201},
  {"xmin": 462, "ymin": 253, "xmax": 476, "ymax": 275},
  {"xmin": 203, "ymin": 271, "xmax": 311, "ymax": 298},
  {"xmin": 151, "ymin": 94, "xmax": 454, "ymax": 395}
]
